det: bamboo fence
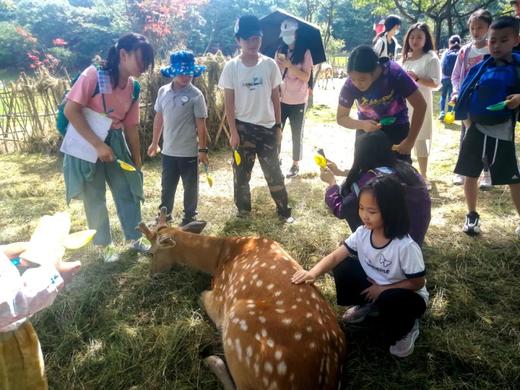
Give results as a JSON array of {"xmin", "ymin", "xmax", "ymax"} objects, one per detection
[{"xmin": 0, "ymin": 53, "xmax": 230, "ymax": 155}]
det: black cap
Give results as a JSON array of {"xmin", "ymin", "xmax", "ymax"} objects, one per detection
[{"xmin": 234, "ymin": 15, "xmax": 263, "ymax": 39}]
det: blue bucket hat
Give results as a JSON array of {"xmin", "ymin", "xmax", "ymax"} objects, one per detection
[{"xmin": 161, "ymin": 50, "xmax": 206, "ymax": 78}]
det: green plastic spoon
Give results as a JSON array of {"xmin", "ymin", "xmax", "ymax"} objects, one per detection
[
  {"xmin": 486, "ymin": 100, "xmax": 510, "ymax": 111},
  {"xmin": 379, "ymin": 117, "xmax": 397, "ymax": 126}
]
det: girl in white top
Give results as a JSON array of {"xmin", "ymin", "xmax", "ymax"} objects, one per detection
[
  {"xmin": 373, "ymin": 15, "xmax": 402, "ymax": 60},
  {"xmin": 401, "ymin": 23, "xmax": 441, "ymax": 189},
  {"xmin": 292, "ymin": 175, "xmax": 428, "ymax": 358}
]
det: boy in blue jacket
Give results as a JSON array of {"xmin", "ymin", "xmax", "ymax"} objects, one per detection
[{"xmin": 454, "ymin": 16, "xmax": 520, "ymax": 236}]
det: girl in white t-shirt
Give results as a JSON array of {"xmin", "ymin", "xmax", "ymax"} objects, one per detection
[
  {"xmin": 292, "ymin": 174, "xmax": 428, "ymax": 358},
  {"xmin": 450, "ymin": 9, "xmax": 493, "ymax": 187}
]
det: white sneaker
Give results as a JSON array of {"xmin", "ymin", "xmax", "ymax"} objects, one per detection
[
  {"xmin": 389, "ymin": 320, "xmax": 420, "ymax": 358},
  {"xmin": 479, "ymin": 171, "xmax": 492, "ymax": 189},
  {"xmin": 128, "ymin": 238, "xmax": 151, "ymax": 254},
  {"xmin": 452, "ymin": 174, "xmax": 464, "ymax": 185},
  {"xmin": 102, "ymin": 245, "xmax": 120, "ymax": 263}
]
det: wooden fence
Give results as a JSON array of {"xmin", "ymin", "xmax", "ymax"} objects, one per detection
[
  {"xmin": 0, "ymin": 70, "xmax": 68, "ymax": 153},
  {"xmin": 0, "ymin": 52, "xmax": 230, "ymax": 155}
]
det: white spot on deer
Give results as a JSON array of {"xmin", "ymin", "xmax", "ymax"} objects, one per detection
[
  {"xmin": 232, "ymin": 317, "xmax": 239, "ymax": 324},
  {"xmin": 270, "ymin": 265, "xmax": 276, "ymax": 270},
  {"xmin": 261, "ymin": 262, "xmax": 267, "ymax": 267},
  {"xmin": 306, "ymin": 326, "xmax": 313, "ymax": 333},
  {"xmin": 247, "ymin": 303, "xmax": 256, "ymax": 309},
  {"xmin": 275, "ymin": 300, "xmax": 283, "ymax": 306},
  {"xmin": 226, "ymin": 338, "xmax": 233, "ymax": 347},
  {"xmin": 290, "ymin": 373, "xmax": 295, "ymax": 382},
  {"xmin": 242, "ymin": 285, "xmax": 246, "ymax": 290},
  {"xmin": 235, "ymin": 338, "xmax": 242, "ymax": 361},
  {"xmin": 318, "ymin": 317, "xmax": 323, "ymax": 325},
  {"xmin": 255, "ymin": 333, "xmax": 261, "ymax": 342},
  {"xmin": 282, "ymin": 318, "xmax": 292, "ymax": 325},
  {"xmin": 306, "ymin": 312, "xmax": 312, "ymax": 318},
  {"xmin": 294, "ymin": 332, "xmax": 302, "ymax": 341},
  {"xmin": 267, "ymin": 338, "xmax": 274, "ymax": 348},
  {"xmin": 264, "ymin": 361, "xmax": 273, "ymax": 374},
  {"xmin": 246, "ymin": 345, "xmax": 253, "ymax": 358},
  {"xmin": 311, "ymin": 292, "xmax": 317, "ymax": 300},
  {"xmin": 315, "ymin": 303, "xmax": 320, "ymax": 310},
  {"xmin": 291, "ymin": 304, "xmax": 297, "ymax": 310},
  {"xmin": 310, "ymin": 342, "xmax": 316, "ymax": 349},
  {"xmin": 256, "ymin": 280, "xmax": 263, "ymax": 287},
  {"xmin": 274, "ymin": 291, "xmax": 282, "ymax": 297},
  {"xmin": 252, "ymin": 274, "xmax": 258, "ymax": 280},
  {"xmin": 296, "ymin": 298, "xmax": 302, "ymax": 302},
  {"xmin": 281, "ymin": 270, "xmax": 287, "ymax": 275},
  {"xmin": 240, "ymin": 275, "xmax": 245, "ymax": 282},
  {"xmin": 299, "ymin": 287, "xmax": 304, "ymax": 293},
  {"xmin": 239, "ymin": 320, "xmax": 248, "ymax": 331},
  {"xmin": 277, "ymin": 361, "xmax": 287, "ymax": 375},
  {"xmin": 263, "ymin": 377, "xmax": 269, "ymax": 386},
  {"xmin": 254, "ymin": 363, "xmax": 260, "ymax": 377},
  {"xmin": 274, "ymin": 350, "xmax": 283, "ymax": 360},
  {"xmin": 229, "ymin": 311, "xmax": 236, "ymax": 319},
  {"xmin": 275, "ymin": 308, "xmax": 285, "ymax": 314},
  {"xmin": 259, "ymin": 316, "xmax": 266, "ymax": 323},
  {"xmin": 261, "ymin": 328, "xmax": 268, "ymax": 338},
  {"xmin": 267, "ymin": 283, "xmax": 274, "ymax": 290}
]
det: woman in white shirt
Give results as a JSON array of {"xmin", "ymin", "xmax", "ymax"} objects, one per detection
[{"xmin": 401, "ymin": 23, "xmax": 441, "ymax": 189}]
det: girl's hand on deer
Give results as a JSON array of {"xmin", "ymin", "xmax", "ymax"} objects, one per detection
[
  {"xmin": 320, "ymin": 167, "xmax": 336, "ymax": 186},
  {"xmin": 96, "ymin": 143, "xmax": 115, "ymax": 162},
  {"xmin": 362, "ymin": 120, "xmax": 380, "ymax": 132},
  {"xmin": 361, "ymin": 278, "xmax": 385, "ymax": 302},
  {"xmin": 506, "ymin": 94, "xmax": 520, "ymax": 110},
  {"xmin": 291, "ymin": 269, "xmax": 315, "ymax": 284}
]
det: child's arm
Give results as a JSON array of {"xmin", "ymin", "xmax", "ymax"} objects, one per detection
[
  {"xmin": 361, "ymin": 276, "xmax": 425, "ymax": 302},
  {"xmin": 223, "ymin": 89, "xmax": 239, "ymax": 149},
  {"xmin": 148, "ymin": 112, "xmax": 164, "ymax": 157},
  {"xmin": 450, "ymin": 49, "xmax": 464, "ymax": 99},
  {"xmin": 123, "ymin": 124, "xmax": 142, "ymax": 169},
  {"xmin": 396, "ymin": 90, "xmax": 426, "ymax": 155},
  {"xmin": 271, "ymin": 87, "xmax": 282, "ymax": 145},
  {"xmin": 196, "ymin": 117, "xmax": 209, "ymax": 166},
  {"xmin": 336, "ymin": 104, "xmax": 379, "ymax": 132},
  {"xmin": 291, "ymin": 245, "xmax": 349, "ymax": 284}
]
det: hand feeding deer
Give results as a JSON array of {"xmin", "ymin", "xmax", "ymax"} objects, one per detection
[{"xmin": 138, "ymin": 208, "xmax": 346, "ymax": 390}]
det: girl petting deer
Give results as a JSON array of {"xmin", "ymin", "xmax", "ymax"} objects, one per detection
[{"xmin": 292, "ymin": 175, "xmax": 428, "ymax": 358}]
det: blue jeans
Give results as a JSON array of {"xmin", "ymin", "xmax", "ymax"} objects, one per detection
[
  {"xmin": 439, "ymin": 78, "xmax": 453, "ymax": 115},
  {"xmin": 82, "ymin": 160, "xmax": 142, "ymax": 245}
]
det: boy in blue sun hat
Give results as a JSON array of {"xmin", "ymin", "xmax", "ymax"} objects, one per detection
[{"xmin": 148, "ymin": 50, "xmax": 209, "ymax": 226}]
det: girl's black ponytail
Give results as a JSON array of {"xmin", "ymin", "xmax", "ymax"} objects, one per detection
[{"xmin": 103, "ymin": 33, "xmax": 154, "ymax": 89}]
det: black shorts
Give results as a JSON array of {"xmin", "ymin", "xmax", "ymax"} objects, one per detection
[{"xmin": 454, "ymin": 125, "xmax": 520, "ymax": 185}]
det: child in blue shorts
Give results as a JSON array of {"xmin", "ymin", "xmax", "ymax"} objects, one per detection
[{"xmin": 454, "ymin": 16, "xmax": 520, "ymax": 236}]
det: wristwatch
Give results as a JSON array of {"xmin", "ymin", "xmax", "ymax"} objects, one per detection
[
  {"xmin": 198, "ymin": 148, "xmax": 209, "ymax": 153},
  {"xmin": 274, "ymin": 122, "xmax": 282, "ymax": 129}
]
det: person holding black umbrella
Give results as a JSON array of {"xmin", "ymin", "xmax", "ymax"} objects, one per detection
[
  {"xmin": 275, "ymin": 19, "xmax": 313, "ymax": 178},
  {"xmin": 218, "ymin": 15, "xmax": 293, "ymax": 223}
]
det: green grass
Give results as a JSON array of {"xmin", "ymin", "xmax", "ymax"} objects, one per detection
[{"xmin": 0, "ymin": 100, "xmax": 519, "ymax": 389}]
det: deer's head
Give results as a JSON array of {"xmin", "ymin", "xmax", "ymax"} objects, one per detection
[{"xmin": 137, "ymin": 207, "xmax": 207, "ymax": 275}]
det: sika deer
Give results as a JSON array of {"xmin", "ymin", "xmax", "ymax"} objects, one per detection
[{"xmin": 138, "ymin": 209, "xmax": 346, "ymax": 390}]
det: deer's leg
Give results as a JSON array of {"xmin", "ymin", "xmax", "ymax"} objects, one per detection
[
  {"xmin": 200, "ymin": 290, "xmax": 223, "ymax": 328},
  {"xmin": 204, "ymin": 355, "xmax": 235, "ymax": 390}
]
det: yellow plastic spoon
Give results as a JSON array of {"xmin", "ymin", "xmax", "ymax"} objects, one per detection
[
  {"xmin": 233, "ymin": 149, "xmax": 241, "ymax": 166},
  {"xmin": 62, "ymin": 229, "xmax": 97, "ymax": 250},
  {"xmin": 117, "ymin": 159, "xmax": 136, "ymax": 172},
  {"xmin": 203, "ymin": 164, "xmax": 214, "ymax": 187},
  {"xmin": 314, "ymin": 154, "xmax": 327, "ymax": 168}
]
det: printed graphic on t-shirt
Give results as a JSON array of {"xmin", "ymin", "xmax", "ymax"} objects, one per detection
[
  {"xmin": 366, "ymin": 252, "xmax": 393, "ymax": 274},
  {"xmin": 243, "ymin": 77, "xmax": 263, "ymax": 91},
  {"xmin": 358, "ymin": 90, "xmax": 402, "ymax": 120},
  {"xmin": 467, "ymin": 55, "xmax": 484, "ymax": 70}
]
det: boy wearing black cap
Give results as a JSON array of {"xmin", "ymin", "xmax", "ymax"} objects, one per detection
[{"xmin": 218, "ymin": 14, "xmax": 293, "ymax": 223}]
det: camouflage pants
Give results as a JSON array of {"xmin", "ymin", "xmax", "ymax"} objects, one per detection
[{"xmin": 233, "ymin": 120, "xmax": 291, "ymax": 218}]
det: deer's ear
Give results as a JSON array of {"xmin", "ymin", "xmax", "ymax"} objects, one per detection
[
  {"xmin": 158, "ymin": 234, "xmax": 176, "ymax": 248},
  {"xmin": 181, "ymin": 220, "xmax": 207, "ymax": 234}
]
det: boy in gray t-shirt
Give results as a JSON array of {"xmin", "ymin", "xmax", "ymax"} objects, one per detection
[{"xmin": 148, "ymin": 50, "xmax": 209, "ymax": 225}]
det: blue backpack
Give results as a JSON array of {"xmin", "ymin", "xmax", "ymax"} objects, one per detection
[
  {"xmin": 441, "ymin": 49, "xmax": 458, "ymax": 77},
  {"xmin": 455, "ymin": 54, "xmax": 520, "ymax": 125},
  {"xmin": 56, "ymin": 66, "xmax": 140, "ymax": 136}
]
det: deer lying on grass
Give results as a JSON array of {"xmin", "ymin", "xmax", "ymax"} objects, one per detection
[{"xmin": 138, "ymin": 208, "xmax": 346, "ymax": 390}]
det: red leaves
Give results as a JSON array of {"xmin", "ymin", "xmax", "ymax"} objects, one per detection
[{"xmin": 52, "ymin": 38, "xmax": 68, "ymax": 47}]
